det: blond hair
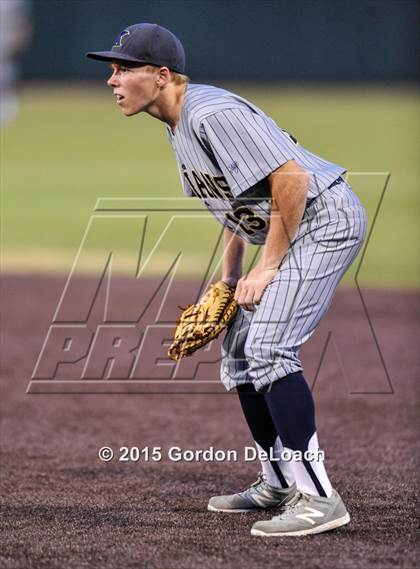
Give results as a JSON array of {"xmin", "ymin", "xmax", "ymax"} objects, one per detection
[
  {"xmin": 144, "ymin": 64, "xmax": 189, "ymax": 85},
  {"xmin": 170, "ymin": 71, "xmax": 190, "ymax": 86}
]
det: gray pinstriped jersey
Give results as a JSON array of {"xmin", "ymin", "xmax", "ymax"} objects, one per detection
[
  {"xmin": 167, "ymin": 83, "xmax": 346, "ymax": 244},
  {"xmin": 165, "ymin": 84, "xmax": 367, "ymax": 497}
]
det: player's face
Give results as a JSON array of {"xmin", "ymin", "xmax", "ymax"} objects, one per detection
[{"xmin": 107, "ymin": 63, "xmax": 159, "ymax": 116}]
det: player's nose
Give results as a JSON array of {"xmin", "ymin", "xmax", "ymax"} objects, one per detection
[{"xmin": 107, "ymin": 72, "xmax": 119, "ymax": 88}]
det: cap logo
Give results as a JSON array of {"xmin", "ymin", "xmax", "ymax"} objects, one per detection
[{"xmin": 113, "ymin": 29, "xmax": 130, "ymax": 48}]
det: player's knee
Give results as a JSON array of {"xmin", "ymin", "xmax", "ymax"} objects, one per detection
[
  {"xmin": 244, "ymin": 338, "xmax": 302, "ymax": 389},
  {"xmin": 244, "ymin": 338, "xmax": 274, "ymax": 374}
]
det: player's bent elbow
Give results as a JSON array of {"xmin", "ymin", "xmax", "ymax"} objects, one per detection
[
  {"xmin": 269, "ymin": 161, "xmax": 310, "ymax": 194},
  {"xmin": 291, "ymin": 173, "xmax": 309, "ymax": 199},
  {"xmin": 290, "ymin": 168, "xmax": 310, "ymax": 199},
  {"xmin": 271, "ymin": 173, "xmax": 309, "ymax": 204},
  {"xmin": 300, "ymin": 170, "xmax": 310, "ymax": 190},
  {"xmin": 288, "ymin": 166, "xmax": 310, "ymax": 194},
  {"xmin": 297, "ymin": 173, "xmax": 310, "ymax": 198}
]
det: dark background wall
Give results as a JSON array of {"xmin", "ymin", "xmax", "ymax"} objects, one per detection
[{"xmin": 22, "ymin": 0, "xmax": 419, "ymax": 81}]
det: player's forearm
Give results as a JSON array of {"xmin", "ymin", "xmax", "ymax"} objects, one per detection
[
  {"xmin": 222, "ymin": 227, "xmax": 246, "ymax": 288},
  {"xmin": 259, "ymin": 165, "xmax": 309, "ymax": 270}
]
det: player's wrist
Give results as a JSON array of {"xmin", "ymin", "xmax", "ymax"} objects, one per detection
[
  {"xmin": 222, "ymin": 276, "xmax": 239, "ymax": 289},
  {"xmin": 255, "ymin": 261, "xmax": 280, "ymax": 274}
]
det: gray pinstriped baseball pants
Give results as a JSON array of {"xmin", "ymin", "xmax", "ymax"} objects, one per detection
[{"xmin": 221, "ymin": 179, "xmax": 368, "ymax": 392}]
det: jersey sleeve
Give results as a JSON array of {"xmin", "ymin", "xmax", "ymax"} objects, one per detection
[{"xmin": 199, "ymin": 108, "xmax": 300, "ymax": 197}]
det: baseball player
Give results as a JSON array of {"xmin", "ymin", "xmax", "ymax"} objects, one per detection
[{"xmin": 87, "ymin": 23, "xmax": 367, "ymax": 537}]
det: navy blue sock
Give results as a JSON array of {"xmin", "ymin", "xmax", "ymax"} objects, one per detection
[
  {"xmin": 237, "ymin": 383, "xmax": 289, "ymax": 488},
  {"xmin": 264, "ymin": 372, "xmax": 329, "ymax": 497},
  {"xmin": 264, "ymin": 372, "xmax": 316, "ymax": 452}
]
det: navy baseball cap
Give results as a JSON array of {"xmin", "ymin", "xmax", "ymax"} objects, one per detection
[{"xmin": 86, "ymin": 23, "xmax": 185, "ymax": 73}]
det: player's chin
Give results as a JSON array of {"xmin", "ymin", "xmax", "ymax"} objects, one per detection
[
  {"xmin": 121, "ymin": 107, "xmax": 140, "ymax": 117},
  {"xmin": 119, "ymin": 103, "xmax": 142, "ymax": 117}
]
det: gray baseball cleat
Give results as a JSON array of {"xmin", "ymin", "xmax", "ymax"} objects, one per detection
[
  {"xmin": 207, "ymin": 474, "xmax": 297, "ymax": 513},
  {"xmin": 251, "ymin": 489, "xmax": 350, "ymax": 536}
]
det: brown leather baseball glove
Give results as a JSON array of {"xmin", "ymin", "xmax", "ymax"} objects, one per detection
[{"xmin": 168, "ymin": 280, "xmax": 238, "ymax": 361}]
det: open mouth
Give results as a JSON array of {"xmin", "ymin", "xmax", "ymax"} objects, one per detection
[{"xmin": 115, "ymin": 94, "xmax": 125, "ymax": 103}]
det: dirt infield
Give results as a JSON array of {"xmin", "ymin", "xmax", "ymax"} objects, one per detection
[{"xmin": 1, "ymin": 275, "xmax": 418, "ymax": 569}]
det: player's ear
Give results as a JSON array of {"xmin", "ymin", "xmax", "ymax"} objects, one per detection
[{"xmin": 156, "ymin": 66, "xmax": 171, "ymax": 87}]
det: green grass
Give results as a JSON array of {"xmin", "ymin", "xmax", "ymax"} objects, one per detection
[{"xmin": 1, "ymin": 83, "xmax": 418, "ymax": 287}]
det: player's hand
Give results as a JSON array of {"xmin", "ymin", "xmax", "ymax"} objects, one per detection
[{"xmin": 234, "ymin": 267, "xmax": 278, "ymax": 311}]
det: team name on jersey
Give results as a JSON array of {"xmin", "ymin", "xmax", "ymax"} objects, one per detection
[{"xmin": 182, "ymin": 166, "xmax": 232, "ymax": 200}]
